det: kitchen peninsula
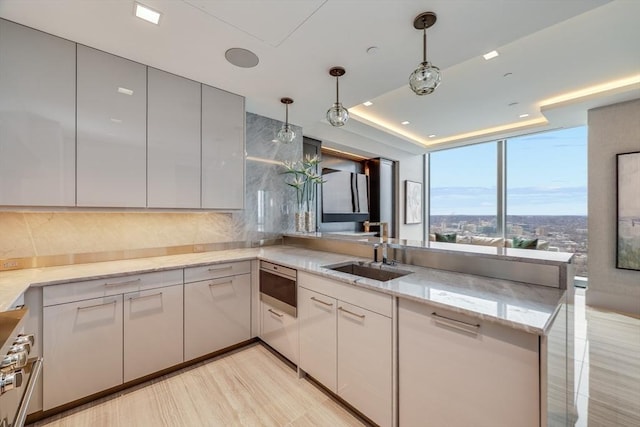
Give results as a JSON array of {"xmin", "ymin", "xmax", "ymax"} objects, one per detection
[{"xmin": 0, "ymin": 234, "xmax": 574, "ymax": 427}]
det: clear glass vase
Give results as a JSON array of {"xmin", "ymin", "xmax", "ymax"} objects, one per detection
[
  {"xmin": 304, "ymin": 210, "xmax": 315, "ymax": 233},
  {"xmin": 295, "ymin": 211, "xmax": 305, "ymax": 232}
]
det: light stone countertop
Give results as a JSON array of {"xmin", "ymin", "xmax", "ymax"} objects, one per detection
[{"xmin": 0, "ymin": 245, "xmax": 566, "ymax": 335}]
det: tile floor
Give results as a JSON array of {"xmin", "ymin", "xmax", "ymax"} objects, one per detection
[{"xmin": 573, "ymin": 288, "xmax": 640, "ymax": 427}]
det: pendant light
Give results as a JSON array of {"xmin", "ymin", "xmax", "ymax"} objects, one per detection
[
  {"xmin": 326, "ymin": 67, "xmax": 349, "ymax": 127},
  {"xmin": 409, "ymin": 12, "xmax": 441, "ymax": 95},
  {"xmin": 276, "ymin": 97, "xmax": 296, "ymax": 143}
]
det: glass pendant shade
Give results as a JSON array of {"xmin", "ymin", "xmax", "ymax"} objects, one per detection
[
  {"xmin": 409, "ymin": 61, "xmax": 441, "ymax": 95},
  {"xmin": 327, "ymin": 67, "xmax": 348, "ymax": 127},
  {"xmin": 276, "ymin": 97, "xmax": 295, "ymax": 143},
  {"xmin": 276, "ymin": 124, "xmax": 296, "ymax": 144},
  {"xmin": 326, "ymin": 102, "xmax": 349, "ymax": 127},
  {"xmin": 410, "ymin": 12, "xmax": 440, "ymax": 96}
]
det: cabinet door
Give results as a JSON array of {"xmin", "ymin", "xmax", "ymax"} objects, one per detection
[
  {"xmin": 337, "ymin": 302, "xmax": 392, "ymax": 427},
  {"xmin": 299, "ymin": 287, "xmax": 337, "ymax": 392},
  {"xmin": 0, "ymin": 19, "xmax": 76, "ymax": 206},
  {"xmin": 261, "ymin": 300, "xmax": 298, "ymax": 365},
  {"xmin": 201, "ymin": 85, "xmax": 245, "ymax": 209},
  {"xmin": 43, "ymin": 295, "xmax": 123, "ymax": 410},
  {"xmin": 184, "ymin": 274, "xmax": 251, "ymax": 361},
  {"xmin": 76, "ymin": 45, "xmax": 146, "ymax": 207},
  {"xmin": 123, "ymin": 284, "xmax": 184, "ymax": 382},
  {"xmin": 399, "ymin": 299, "xmax": 539, "ymax": 427},
  {"xmin": 147, "ymin": 68, "xmax": 201, "ymax": 208}
]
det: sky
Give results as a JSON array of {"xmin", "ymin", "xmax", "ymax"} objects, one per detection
[{"xmin": 430, "ymin": 126, "xmax": 588, "ymax": 216}]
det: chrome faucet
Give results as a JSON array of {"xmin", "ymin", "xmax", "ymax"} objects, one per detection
[
  {"xmin": 363, "ymin": 221, "xmax": 388, "ymax": 239},
  {"xmin": 372, "ymin": 242, "xmax": 389, "ymax": 264}
]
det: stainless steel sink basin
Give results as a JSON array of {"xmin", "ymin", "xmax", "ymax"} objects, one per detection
[{"xmin": 324, "ymin": 261, "xmax": 412, "ymax": 282}]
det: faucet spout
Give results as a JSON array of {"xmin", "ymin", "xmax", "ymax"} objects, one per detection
[{"xmin": 363, "ymin": 221, "xmax": 389, "ymax": 239}]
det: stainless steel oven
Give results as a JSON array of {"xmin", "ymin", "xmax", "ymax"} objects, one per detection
[
  {"xmin": 259, "ymin": 261, "xmax": 297, "ymax": 317},
  {"xmin": 1, "ymin": 307, "xmax": 42, "ymax": 427}
]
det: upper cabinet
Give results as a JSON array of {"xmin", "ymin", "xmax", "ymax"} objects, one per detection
[
  {"xmin": 147, "ymin": 68, "xmax": 201, "ymax": 208},
  {"xmin": 202, "ymin": 85, "xmax": 245, "ymax": 210},
  {"xmin": 76, "ymin": 46, "xmax": 147, "ymax": 207},
  {"xmin": 0, "ymin": 20, "xmax": 245, "ymax": 210},
  {"xmin": 0, "ymin": 20, "xmax": 76, "ymax": 206}
]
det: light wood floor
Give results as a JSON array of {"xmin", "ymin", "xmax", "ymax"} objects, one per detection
[{"xmin": 29, "ymin": 344, "xmax": 366, "ymax": 427}]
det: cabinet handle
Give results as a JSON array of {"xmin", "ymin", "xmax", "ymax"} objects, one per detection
[
  {"xmin": 77, "ymin": 300, "xmax": 117, "ymax": 311},
  {"xmin": 431, "ymin": 312, "xmax": 480, "ymax": 335},
  {"xmin": 128, "ymin": 292, "xmax": 163, "ymax": 301},
  {"xmin": 268, "ymin": 308, "xmax": 283, "ymax": 318},
  {"xmin": 104, "ymin": 278, "xmax": 141, "ymax": 287},
  {"xmin": 209, "ymin": 280, "xmax": 233, "ymax": 287},
  {"xmin": 208, "ymin": 266, "xmax": 233, "ymax": 272},
  {"xmin": 311, "ymin": 296, "xmax": 333, "ymax": 307},
  {"xmin": 338, "ymin": 306, "xmax": 365, "ymax": 319}
]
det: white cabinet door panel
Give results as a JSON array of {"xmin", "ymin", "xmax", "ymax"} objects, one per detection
[
  {"xmin": 184, "ymin": 274, "xmax": 251, "ymax": 360},
  {"xmin": 0, "ymin": 19, "xmax": 76, "ymax": 206},
  {"xmin": 147, "ymin": 68, "xmax": 201, "ymax": 208},
  {"xmin": 399, "ymin": 299, "xmax": 540, "ymax": 427},
  {"xmin": 123, "ymin": 284, "xmax": 184, "ymax": 382},
  {"xmin": 43, "ymin": 295, "xmax": 123, "ymax": 410},
  {"xmin": 261, "ymin": 300, "xmax": 298, "ymax": 365},
  {"xmin": 201, "ymin": 85, "xmax": 244, "ymax": 209},
  {"xmin": 299, "ymin": 287, "xmax": 337, "ymax": 392},
  {"xmin": 337, "ymin": 302, "xmax": 392, "ymax": 427},
  {"xmin": 76, "ymin": 45, "xmax": 146, "ymax": 207}
]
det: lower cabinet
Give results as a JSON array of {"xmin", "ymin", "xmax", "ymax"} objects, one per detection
[
  {"xmin": 184, "ymin": 273, "xmax": 251, "ymax": 361},
  {"xmin": 42, "ymin": 269, "xmax": 183, "ymax": 410},
  {"xmin": 298, "ymin": 272, "xmax": 393, "ymax": 427},
  {"xmin": 398, "ymin": 298, "xmax": 540, "ymax": 427},
  {"xmin": 43, "ymin": 295, "xmax": 123, "ymax": 410},
  {"xmin": 260, "ymin": 299, "xmax": 299, "ymax": 365},
  {"xmin": 124, "ymin": 284, "xmax": 184, "ymax": 382}
]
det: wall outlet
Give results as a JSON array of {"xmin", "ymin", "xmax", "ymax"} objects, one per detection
[{"xmin": 1, "ymin": 260, "xmax": 20, "ymax": 270}]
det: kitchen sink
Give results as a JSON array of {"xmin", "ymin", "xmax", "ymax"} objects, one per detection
[{"xmin": 324, "ymin": 261, "xmax": 412, "ymax": 282}]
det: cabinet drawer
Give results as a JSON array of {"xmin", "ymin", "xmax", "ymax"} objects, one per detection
[
  {"xmin": 261, "ymin": 300, "xmax": 298, "ymax": 365},
  {"xmin": 184, "ymin": 261, "xmax": 251, "ymax": 283},
  {"xmin": 43, "ymin": 269, "xmax": 183, "ymax": 306},
  {"xmin": 298, "ymin": 271, "xmax": 392, "ymax": 317}
]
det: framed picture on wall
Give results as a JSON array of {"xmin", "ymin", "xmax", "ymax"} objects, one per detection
[
  {"xmin": 616, "ymin": 151, "xmax": 640, "ymax": 270},
  {"xmin": 404, "ymin": 180, "xmax": 422, "ymax": 224}
]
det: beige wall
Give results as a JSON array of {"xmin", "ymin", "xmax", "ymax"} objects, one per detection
[{"xmin": 587, "ymin": 98, "xmax": 640, "ymax": 314}]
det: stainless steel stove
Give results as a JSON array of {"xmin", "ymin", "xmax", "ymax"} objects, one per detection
[{"xmin": 0, "ymin": 307, "xmax": 41, "ymax": 427}]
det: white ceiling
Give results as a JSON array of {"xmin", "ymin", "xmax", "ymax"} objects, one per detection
[{"xmin": 1, "ymin": 0, "xmax": 638, "ymax": 157}]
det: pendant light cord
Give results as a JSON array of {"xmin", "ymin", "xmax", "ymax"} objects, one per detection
[
  {"xmin": 285, "ymin": 103, "xmax": 289, "ymax": 127},
  {"xmin": 423, "ymin": 26, "xmax": 427, "ymax": 63},
  {"xmin": 335, "ymin": 75, "xmax": 340, "ymax": 104}
]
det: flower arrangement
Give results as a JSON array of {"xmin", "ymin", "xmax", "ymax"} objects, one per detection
[{"xmin": 282, "ymin": 154, "xmax": 324, "ymax": 231}]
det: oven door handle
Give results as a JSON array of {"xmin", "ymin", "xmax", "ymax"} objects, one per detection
[
  {"xmin": 14, "ymin": 357, "xmax": 43, "ymax": 427},
  {"xmin": 260, "ymin": 268, "xmax": 295, "ymax": 281}
]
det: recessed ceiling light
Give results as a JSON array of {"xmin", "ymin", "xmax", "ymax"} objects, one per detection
[
  {"xmin": 366, "ymin": 46, "xmax": 380, "ymax": 55},
  {"xmin": 134, "ymin": 2, "xmax": 161, "ymax": 25},
  {"xmin": 225, "ymin": 48, "xmax": 259, "ymax": 68},
  {"xmin": 110, "ymin": 118, "xmax": 123, "ymax": 123},
  {"xmin": 519, "ymin": 113, "xmax": 530, "ymax": 118},
  {"xmin": 363, "ymin": 101, "xmax": 373, "ymax": 107},
  {"xmin": 483, "ymin": 50, "xmax": 499, "ymax": 60},
  {"xmin": 401, "ymin": 121, "xmax": 410, "ymax": 125},
  {"xmin": 117, "ymin": 87, "xmax": 134, "ymax": 96},
  {"xmin": 428, "ymin": 134, "xmax": 436, "ymax": 138}
]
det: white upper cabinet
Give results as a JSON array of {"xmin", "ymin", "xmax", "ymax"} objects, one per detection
[
  {"xmin": 0, "ymin": 19, "xmax": 76, "ymax": 206},
  {"xmin": 201, "ymin": 85, "xmax": 245, "ymax": 210},
  {"xmin": 147, "ymin": 68, "xmax": 201, "ymax": 208},
  {"xmin": 76, "ymin": 45, "xmax": 147, "ymax": 207}
]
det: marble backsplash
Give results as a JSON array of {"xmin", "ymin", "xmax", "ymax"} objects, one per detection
[{"xmin": 0, "ymin": 112, "xmax": 302, "ymax": 260}]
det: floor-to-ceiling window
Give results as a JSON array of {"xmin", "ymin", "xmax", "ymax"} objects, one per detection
[
  {"xmin": 429, "ymin": 142, "xmax": 498, "ymax": 240},
  {"xmin": 506, "ymin": 127, "xmax": 588, "ymax": 276},
  {"xmin": 429, "ymin": 126, "xmax": 588, "ymax": 277}
]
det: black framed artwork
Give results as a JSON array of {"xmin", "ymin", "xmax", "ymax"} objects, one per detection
[{"xmin": 616, "ymin": 151, "xmax": 640, "ymax": 270}]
